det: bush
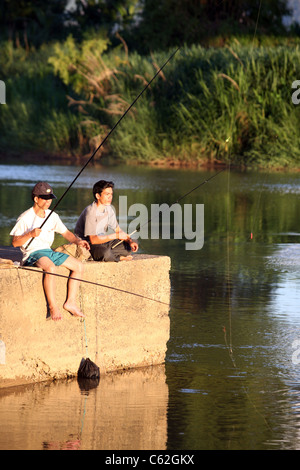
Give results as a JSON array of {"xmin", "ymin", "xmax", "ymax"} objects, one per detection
[{"xmin": 1, "ymin": 38, "xmax": 300, "ymax": 169}]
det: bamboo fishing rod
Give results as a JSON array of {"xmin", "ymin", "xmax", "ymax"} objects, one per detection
[
  {"xmin": 113, "ymin": 166, "xmax": 227, "ymax": 248},
  {"xmin": 25, "ymin": 48, "xmax": 179, "ymax": 250}
]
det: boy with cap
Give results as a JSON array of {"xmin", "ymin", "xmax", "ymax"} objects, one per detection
[{"xmin": 10, "ymin": 182, "xmax": 90, "ymax": 321}]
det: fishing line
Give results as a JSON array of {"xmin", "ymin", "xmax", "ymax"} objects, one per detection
[
  {"xmin": 113, "ymin": 167, "xmax": 227, "ymax": 248},
  {"xmin": 247, "ymin": 0, "xmax": 265, "ymax": 241},
  {"xmin": 248, "ymin": 172, "xmax": 269, "ymax": 241},
  {"xmin": 219, "ymin": 1, "xmax": 273, "ymax": 430},
  {"xmin": 253, "ymin": 0, "xmax": 263, "ymax": 46},
  {"xmin": 225, "ymin": 162, "xmax": 233, "ymax": 359},
  {"xmin": 25, "ymin": 48, "xmax": 179, "ymax": 250},
  {"xmin": 223, "ymin": 161, "xmax": 271, "ymax": 431},
  {"xmin": 221, "ymin": 0, "xmax": 264, "ymax": 336}
]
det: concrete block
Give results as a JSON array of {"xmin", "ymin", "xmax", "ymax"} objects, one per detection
[{"xmin": 0, "ymin": 254, "xmax": 170, "ymax": 388}]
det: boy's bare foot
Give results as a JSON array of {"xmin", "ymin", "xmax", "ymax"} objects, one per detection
[
  {"xmin": 120, "ymin": 255, "xmax": 133, "ymax": 261},
  {"xmin": 63, "ymin": 301, "xmax": 85, "ymax": 318},
  {"xmin": 49, "ymin": 306, "xmax": 62, "ymax": 321}
]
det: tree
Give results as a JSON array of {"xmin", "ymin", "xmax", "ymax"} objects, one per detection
[
  {"xmin": 69, "ymin": 0, "xmax": 141, "ymax": 42},
  {"xmin": 130, "ymin": 0, "xmax": 292, "ymax": 52},
  {"xmin": 0, "ymin": 0, "xmax": 69, "ymax": 47}
]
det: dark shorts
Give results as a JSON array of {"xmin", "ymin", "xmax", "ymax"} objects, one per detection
[
  {"xmin": 24, "ymin": 249, "xmax": 69, "ymax": 267},
  {"xmin": 90, "ymin": 240, "xmax": 131, "ymax": 262}
]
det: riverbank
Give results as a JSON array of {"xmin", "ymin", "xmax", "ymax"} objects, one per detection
[
  {"xmin": 0, "ymin": 149, "xmax": 224, "ymax": 169},
  {"xmin": 1, "ymin": 150, "xmax": 300, "ymax": 173},
  {"xmin": 1, "ymin": 41, "xmax": 300, "ymax": 170},
  {"xmin": 0, "ymin": 247, "xmax": 171, "ymax": 389}
]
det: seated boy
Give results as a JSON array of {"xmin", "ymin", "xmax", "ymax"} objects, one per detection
[
  {"xmin": 10, "ymin": 181, "xmax": 90, "ymax": 321},
  {"xmin": 75, "ymin": 180, "xmax": 138, "ymax": 262}
]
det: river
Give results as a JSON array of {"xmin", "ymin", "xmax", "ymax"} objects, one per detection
[{"xmin": 0, "ymin": 161, "xmax": 300, "ymax": 450}]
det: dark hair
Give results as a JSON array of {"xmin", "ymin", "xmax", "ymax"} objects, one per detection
[{"xmin": 93, "ymin": 180, "xmax": 114, "ymax": 200}]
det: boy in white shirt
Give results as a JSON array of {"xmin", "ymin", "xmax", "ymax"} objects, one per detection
[{"xmin": 10, "ymin": 182, "xmax": 90, "ymax": 321}]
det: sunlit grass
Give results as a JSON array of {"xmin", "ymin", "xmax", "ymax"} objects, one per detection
[{"xmin": 1, "ymin": 39, "xmax": 300, "ymax": 169}]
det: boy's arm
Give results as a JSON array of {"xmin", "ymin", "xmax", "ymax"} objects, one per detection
[
  {"xmin": 62, "ymin": 230, "xmax": 90, "ymax": 250},
  {"xmin": 88, "ymin": 226, "xmax": 130, "ymax": 245},
  {"xmin": 89, "ymin": 232, "xmax": 117, "ymax": 245},
  {"xmin": 12, "ymin": 228, "xmax": 41, "ymax": 247},
  {"xmin": 115, "ymin": 226, "xmax": 139, "ymax": 252}
]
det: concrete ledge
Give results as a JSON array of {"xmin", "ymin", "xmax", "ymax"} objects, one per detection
[{"xmin": 0, "ymin": 252, "xmax": 170, "ymax": 389}]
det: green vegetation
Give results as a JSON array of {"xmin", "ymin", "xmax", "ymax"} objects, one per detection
[
  {"xmin": 1, "ymin": 35, "xmax": 300, "ymax": 169},
  {"xmin": 1, "ymin": 0, "xmax": 299, "ymax": 169}
]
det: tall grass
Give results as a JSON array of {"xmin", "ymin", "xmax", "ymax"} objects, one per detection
[
  {"xmin": 1, "ymin": 39, "xmax": 300, "ymax": 168},
  {"xmin": 145, "ymin": 44, "xmax": 300, "ymax": 168},
  {"xmin": 95, "ymin": 43, "xmax": 300, "ymax": 168}
]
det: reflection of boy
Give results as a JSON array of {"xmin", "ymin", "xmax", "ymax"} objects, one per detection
[
  {"xmin": 10, "ymin": 181, "xmax": 90, "ymax": 321},
  {"xmin": 75, "ymin": 180, "xmax": 138, "ymax": 262}
]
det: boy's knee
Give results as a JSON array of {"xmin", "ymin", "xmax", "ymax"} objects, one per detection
[
  {"xmin": 103, "ymin": 251, "xmax": 114, "ymax": 262},
  {"xmin": 48, "ymin": 264, "xmax": 56, "ymax": 273},
  {"xmin": 37, "ymin": 258, "xmax": 56, "ymax": 272},
  {"xmin": 74, "ymin": 259, "xmax": 84, "ymax": 275},
  {"xmin": 78, "ymin": 261, "xmax": 84, "ymax": 275}
]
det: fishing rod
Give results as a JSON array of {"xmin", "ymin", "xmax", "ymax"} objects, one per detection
[
  {"xmin": 25, "ymin": 48, "xmax": 179, "ymax": 250},
  {"xmin": 113, "ymin": 166, "xmax": 227, "ymax": 248},
  {"xmin": 14, "ymin": 265, "xmax": 170, "ymax": 307}
]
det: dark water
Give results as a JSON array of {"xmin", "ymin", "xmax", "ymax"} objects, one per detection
[{"xmin": 1, "ymin": 162, "xmax": 300, "ymax": 450}]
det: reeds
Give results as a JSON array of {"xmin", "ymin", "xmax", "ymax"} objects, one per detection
[
  {"xmin": 154, "ymin": 44, "xmax": 300, "ymax": 168},
  {"xmin": 1, "ymin": 39, "xmax": 300, "ymax": 168}
]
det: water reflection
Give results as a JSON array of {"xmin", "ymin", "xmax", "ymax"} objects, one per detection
[
  {"xmin": 0, "ymin": 365, "xmax": 168, "ymax": 450},
  {"xmin": 1, "ymin": 163, "xmax": 300, "ymax": 449},
  {"xmin": 165, "ymin": 239, "xmax": 300, "ymax": 449}
]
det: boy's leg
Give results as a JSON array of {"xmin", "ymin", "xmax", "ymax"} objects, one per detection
[
  {"xmin": 35, "ymin": 256, "xmax": 62, "ymax": 321},
  {"xmin": 89, "ymin": 242, "xmax": 110, "ymax": 261},
  {"xmin": 90, "ymin": 240, "xmax": 132, "ymax": 262},
  {"xmin": 112, "ymin": 241, "xmax": 133, "ymax": 261},
  {"xmin": 60, "ymin": 256, "xmax": 85, "ymax": 318}
]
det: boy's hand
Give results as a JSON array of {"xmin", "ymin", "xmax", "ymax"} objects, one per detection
[
  {"xmin": 129, "ymin": 240, "xmax": 139, "ymax": 252},
  {"xmin": 77, "ymin": 239, "xmax": 90, "ymax": 250},
  {"xmin": 30, "ymin": 228, "xmax": 42, "ymax": 238}
]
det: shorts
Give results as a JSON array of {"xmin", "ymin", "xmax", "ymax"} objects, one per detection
[{"xmin": 23, "ymin": 249, "xmax": 69, "ymax": 267}]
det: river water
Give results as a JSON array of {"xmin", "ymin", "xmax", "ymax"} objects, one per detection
[{"xmin": 0, "ymin": 162, "xmax": 300, "ymax": 450}]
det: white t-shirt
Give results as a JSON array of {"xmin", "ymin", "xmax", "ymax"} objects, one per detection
[{"xmin": 10, "ymin": 207, "xmax": 68, "ymax": 261}]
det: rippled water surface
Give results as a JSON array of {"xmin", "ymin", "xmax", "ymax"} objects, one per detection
[{"xmin": 0, "ymin": 162, "xmax": 300, "ymax": 450}]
